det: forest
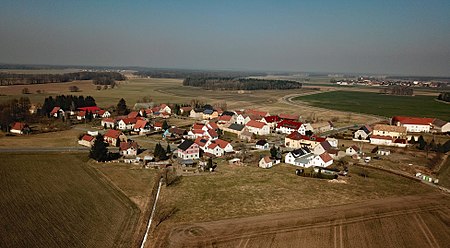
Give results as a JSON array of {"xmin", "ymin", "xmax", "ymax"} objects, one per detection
[
  {"xmin": 134, "ymin": 69, "xmax": 266, "ymax": 79},
  {"xmin": 0, "ymin": 72, "xmax": 125, "ymax": 86},
  {"xmin": 182, "ymin": 77, "xmax": 302, "ymax": 90}
]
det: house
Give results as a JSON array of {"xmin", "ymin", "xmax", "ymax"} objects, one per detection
[
  {"xmin": 104, "ymin": 129, "xmax": 127, "ymax": 146},
  {"xmin": 177, "ymin": 140, "xmax": 199, "ymax": 160},
  {"xmin": 203, "ymin": 109, "xmax": 219, "ymax": 120},
  {"xmin": 78, "ymin": 134, "xmax": 95, "ymax": 147},
  {"xmin": 285, "ymin": 131, "xmax": 326, "ymax": 149},
  {"xmin": 236, "ymin": 114, "xmax": 250, "ymax": 125},
  {"xmin": 97, "ymin": 110, "xmax": 111, "ymax": 118},
  {"xmin": 372, "ymin": 124, "xmax": 407, "ymax": 139},
  {"xmin": 10, "ymin": 122, "xmax": 30, "ymax": 134},
  {"xmin": 245, "ymin": 109, "xmax": 269, "ymax": 118},
  {"xmin": 222, "ymin": 123, "xmax": 246, "ymax": 135},
  {"xmin": 276, "ymin": 120, "xmax": 306, "ymax": 135},
  {"xmin": 77, "ymin": 111, "xmax": 86, "ymax": 120},
  {"xmin": 217, "ymin": 115, "xmax": 235, "ymax": 125},
  {"xmin": 238, "ymin": 128, "xmax": 253, "ymax": 141},
  {"xmin": 313, "ymin": 141, "xmax": 333, "ymax": 155},
  {"xmin": 285, "ymin": 147, "xmax": 314, "ymax": 167},
  {"xmin": 127, "ymin": 111, "xmax": 140, "ymax": 118},
  {"xmin": 391, "ymin": 116, "xmax": 434, "ymax": 133},
  {"xmin": 309, "ymin": 152, "xmax": 333, "ymax": 167},
  {"xmin": 180, "ymin": 106, "xmax": 192, "ymax": 115},
  {"xmin": 159, "ymin": 104, "xmax": 172, "ymax": 114},
  {"xmin": 245, "ymin": 120, "xmax": 270, "ymax": 136},
  {"xmin": 353, "ymin": 125, "xmax": 372, "ymax": 141},
  {"xmin": 117, "ymin": 118, "xmax": 137, "ymax": 130},
  {"xmin": 255, "ymin": 140, "xmax": 269, "ymax": 150},
  {"xmin": 311, "ymin": 122, "xmax": 333, "ymax": 133},
  {"xmin": 262, "ymin": 115, "xmax": 281, "ymax": 130},
  {"xmin": 153, "ymin": 122, "xmax": 163, "ymax": 131},
  {"xmin": 190, "ymin": 108, "xmax": 204, "ymax": 119},
  {"xmin": 431, "ymin": 119, "xmax": 450, "ymax": 133},
  {"xmin": 346, "ymin": 145, "xmax": 361, "ymax": 156},
  {"xmin": 101, "ymin": 118, "xmax": 116, "ymax": 129},
  {"xmin": 377, "ymin": 149, "xmax": 391, "ymax": 156},
  {"xmin": 120, "ymin": 141, "xmax": 138, "ymax": 156},
  {"xmin": 164, "ymin": 127, "xmax": 187, "ymax": 139},
  {"xmin": 259, "ymin": 156, "xmax": 273, "ymax": 169},
  {"xmin": 133, "ymin": 120, "xmax": 152, "ymax": 134},
  {"xmin": 50, "ymin": 106, "xmax": 64, "ymax": 117},
  {"xmin": 278, "ymin": 113, "xmax": 299, "ymax": 121}
]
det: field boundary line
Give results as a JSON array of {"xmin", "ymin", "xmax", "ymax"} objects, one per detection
[
  {"xmin": 140, "ymin": 177, "xmax": 163, "ymax": 248},
  {"xmin": 417, "ymin": 214, "xmax": 440, "ymax": 248},
  {"xmin": 413, "ymin": 214, "xmax": 435, "ymax": 248}
]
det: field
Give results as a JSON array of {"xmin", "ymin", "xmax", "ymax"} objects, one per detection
[
  {"xmin": 293, "ymin": 91, "xmax": 449, "ymax": 121},
  {"xmin": 0, "ymin": 153, "xmax": 140, "ymax": 248},
  {"xmin": 161, "ymin": 192, "xmax": 450, "ymax": 247}
]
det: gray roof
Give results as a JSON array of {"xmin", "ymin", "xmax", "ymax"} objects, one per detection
[
  {"xmin": 432, "ymin": 119, "xmax": 448, "ymax": 128},
  {"xmin": 229, "ymin": 123, "xmax": 245, "ymax": 131},
  {"xmin": 291, "ymin": 147, "xmax": 311, "ymax": 158},
  {"xmin": 178, "ymin": 140, "xmax": 195, "ymax": 151}
]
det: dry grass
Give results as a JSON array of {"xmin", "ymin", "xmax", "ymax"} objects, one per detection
[
  {"xmin": 158, "ymin": 162, "xmax": 433, "ymax": 224},
  {"xmin": 0, "ymin": 128, "xmax": 83, "ymax": 147},
  {"xmin": 0, "ymin": 153, "xmax": 139, "ymax": 248}
]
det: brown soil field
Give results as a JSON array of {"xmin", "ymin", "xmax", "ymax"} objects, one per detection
[
  {"xmin": 0, "ymin": 153, "xmax": 140, "ymax": 248},
  {"xmin": 155, "ymin": 192, "xmax": 450, "ymax": 247}
]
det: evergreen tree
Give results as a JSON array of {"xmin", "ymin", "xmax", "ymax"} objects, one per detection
[
  {"xmin": 117, "ymin": 98, "xmax": 129, "ymax": 115},
  {"xmin": 89, "ymin": 134, "xmax": 108, "ymax": 162},
  {"xmin": 166, "ymin": 144, "xmax": 171, "ymax": 154},
  {"xmin": 162, "ymin": 120, "xmax": 169, "ymax": 130},
  {"xmin": 270, "ymin": 145, "xmax": 277, "ymax": 158},
  {"xmin": 417, "ymin": 135, "xmax": 427, "ymax": 150}
]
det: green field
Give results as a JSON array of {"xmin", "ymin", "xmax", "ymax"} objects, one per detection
[
  {"xmin": 0, "ymin": 153, "xmax": 139, "ymax": 248},
  {"xmin": 294, "ymin": 91, "xmax": 449, "ymax": 121}
]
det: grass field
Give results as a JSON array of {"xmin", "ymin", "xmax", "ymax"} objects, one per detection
[
  {"xmin": 158, "ymin": 163, "xmax": 433, "ymax": 224},
  {"xmin": 0, "ymin": 153, "xmax": 139, "ymax": 248},
  {"xmin": 293, "ymin": 91, "xmax": 449, "ymax": 120}
]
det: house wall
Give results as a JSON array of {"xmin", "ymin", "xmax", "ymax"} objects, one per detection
[
  {"xmin": 402, "ymin": 124, "xmax": 430, "ymax": 133},
  {"xmin": 370, "ymin": 138, "xmax": 393, "ymax": 146},
  {"xmin": 354, "ymin": 130, "xmax": 369, "ymax": 140},
  {"xmin": 373, "ymin": 130, "xmax": 405, "ymax": 138},
  {"xmin": 10, "ymin": 129, "xmax": 23, "ymax": 134}
]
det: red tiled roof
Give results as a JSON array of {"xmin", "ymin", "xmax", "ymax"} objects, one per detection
[
  {"xmin": 78, "ymin": 106, "xmax": 101, "ymax": 112},
  {"xmin": 128, "ymin": 111, "xmax": 139, "ymax": 118},
  {"xmin": 245, "ymin": 109, "xmax": 268, "ymax": 117},
  {"xmin": 286, "ymin": 131, "xmax": 326, "ymax": 142},
  {"xmin": 246, "ymin": 120, "xmax": 266, "ymax": 129},
  {"xmin": 262, "ymin": 156, "xmax": 272, "ymax": 163},
  {"xmin": 213, "ymin": 139, "xmax": 230, "ymax": 149},
  {"xmin": 277, "ymin": 120, "xmax": 303, "ymax": 129},
  {"xmin": 78, "ymin": 111, "xmax": 86, "ymax": 117},
  {"xmin": 50, "ymin": 106, "xmax": 61, "ymax": 115},
  {"xmin": 207, "ymin": 122, "xmax": 219, "ymax": 130},
  {"xmin": 181, "ymin": 106, "xmax": 192, "ymax": 112},
  {"xmin": 120, "ymin": 141, "xmax": 138, "ymax": 151},
  {"xmin": 319, "ymin": 152, "xmax": 333, "ymax": 163},
  {"xmin": 263, "ymin": 115, "xmax": 281, "ymax": 123},
  {"xmin": 97, "ymin": 110, "xmax": 106, "ymax": 115},
  {"xmin": 392, "ymin": 116, "xmax": 434, "ymax": 126},
  {"xmin": 104, "ymin": 129, "xmax": 122, "ymax": 139},
  {"xmin": 279, "ymin": 113, "xmax": 299, "ymax": 120},
  {"xmin": 154, "ymin": 122, "xmax": 162, "ymax": 127},
  {"xmin": 208, "ymin": 143, "xmax": 218, "ymax": 149},
  {"xmin": 102, "ymin": 118, "xmax": 115, "ymax": 123},
  {"xmin": 82, "ymin": 134, "xmax": 95, "ymax": 142},
  {"xmin": 11, "ymin": 122, "xmax": 26, "ymax": 131},
  {"xmin": 120, "ymin": 118, "xmax": 137, "ymax": 124},
  {"xmin": 218, "ymin": 115, "xmax": 232, "ymax": 121},
  {"xmin": 193, "ymin": 123, "xmax": 205, "ymax": 130},
  {"xmin": 192, "ymin": 129, "xmax": 205, "ymax": 134},
  {"xmin": 134, "ymin": 120, "xmax": 148, "ymax": 129},
  {"xmin": 208, "ymin": 129, "xmax": 218, "ymax": 137},
  {"xmin": 370, "ymin": 135, "xmax": 393, "ymax": 140}
]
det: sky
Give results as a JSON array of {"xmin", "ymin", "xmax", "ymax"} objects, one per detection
[{"xmin": 1, "ymin": 0, "xmax": 449, "ymax": 76}]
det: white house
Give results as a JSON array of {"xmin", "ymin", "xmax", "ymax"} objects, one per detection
[
  {"xmin": 133, "ymin": 119, "xmax": 151, "ymax": 134},
  {"xmin": 259, "ymin": 156, "xmax": 273, "ymax": 169},
  {"xmin": 120, "ymin": 141, "xmax": 138, "ymax": 156},
  {"xmin": 313, "ymin": 141, "xmax": 333, "ymax": 155},
  {"xmin": 78, "ymin": 134, "xmax": 95, "ymax": 147},
  {"xmin": 431, "ymin": 119, "xmax": 450, "ymax": 133},
  {"xmin": 276, "ymin": 120, "xmax": 306, "ymax": 135},
  {"xmin": 98, "ymin": 110, "xmax": 111, "ymax": 118},
  {"xmin": 50, "ymin": 106, "xmax": 64, "ymax": 118},
  {"xmin": 117, "ymin": 118, "xmax": 136, "ymax": 130},
  {"xmin": 353, "ymin": 125, "xmax": 372, "ymax": 141},
  {"xmin": 309, "ymin": 152, "xmax": 333, "ymax": 168},
  {"xmin": 10, "ymin": 122, "xmax": 29, "ymax": 135},
  {"xmin": 101, "ymin": 118, "xmax": 116, "ymax": 129},
  {"xmin": 285, "ymin": 148, "xmax": 313, "ymax": 167},
  {"xmin": 245, "ymin": 120, "xmax": 270, "ymax": 136},
  {"xmin": 392, "ymin": 116, "xmax": 434, "ymax": 133},
  {"xmin": 177, "ymin": 140, "xmax": 200, "ymax": 160},
  {"xmin": 372, "ymin": 124, "xmax": 407, "ymax": 139},
  {"xmin": 346, "ymin": 145, "xmax": 361, "ymax": 156},
  {"xmin": 255, "ymin": 140, "xmax": 269, "ymax": 150}
]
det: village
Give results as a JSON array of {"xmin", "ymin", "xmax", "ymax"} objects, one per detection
[{"xmin": 9, "ymin": 99, "xmax": 450, "ymax": 182}]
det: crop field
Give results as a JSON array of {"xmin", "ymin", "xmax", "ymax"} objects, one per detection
[
  {"xmin": 160, "ymin": 193, "xmax": 450, "ymax": 247},
  {"xmin": 152, "ymin": 163, "xmax": 438, "ymax": 247},
  {"xmin": 0, "ymin": 153, "xmax": 139, "ymax": 248},
  {"xmin": 293, "ymin": 90, "xmax": 449, "ymax": 121}
]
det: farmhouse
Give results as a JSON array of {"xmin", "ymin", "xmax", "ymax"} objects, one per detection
[
  {"xmin": 101, "ymin": 118, "xmax": 116, "ymax": 129},
  {"xmin": 276, "ymin": 120, "xmax": 306, "ymax": 135},
  {"xmin": 262, "ymin": 115, "xmax": 281, "ymax": 130},
  {"xmin": 391, "ymin": 116, "xmax": 434, "ymax": 133},
  {"xmin": 353, "ymin": 125, "xmax": 372, "ymax": 140},
  {"xmin": 10, "ymin": 122, "xmax": 30, "ymax": 134},
  {"xmin": 177, "ymin": 140, "xmax": 200, "ymax": 160},
  {"xmin": 431, "ymin": 119, "xmax": 450, "ymax": 133},
  {"xmin": 372, "ymin": 124, "xmax": 407, "ymax": 139},
  {"xmin": 119, "ymin": 141, "xmax": 138, "ymax": 156},
  {"xmin": 78, "ymin": 134, "xmax": 95, "ymax": 147},
  {"xmin": 50, "ymin": 106, "xmax": 64, "ymax": 118},
  {"xmin": 285, "ymin": 131, "xmax": 326, "ymax": 149},
  {"xmin": 259, "ymin": 156, "xmax": 273, "ymax": 169},
  {"xmin": 245, "ymin": 120, "xmax": 270, "ymax": 135},
  {"xmin": 104, "ymin": 129, "xmax": 127, "ymax": 146}
]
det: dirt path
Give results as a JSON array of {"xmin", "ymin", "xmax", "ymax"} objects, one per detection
[{"xmin": 156, "ymin": 192, "xmax": 450, "ymax": 247}]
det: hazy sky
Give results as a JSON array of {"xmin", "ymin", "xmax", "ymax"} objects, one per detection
[{"xmin": 1, "ymin": 0, "xmax": 449, "ymax": 76}]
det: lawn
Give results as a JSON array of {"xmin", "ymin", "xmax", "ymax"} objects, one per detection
[
  {"xmin": 293, "ymin": 91, "xmax": 449, "ymax": 121},
  {"xmin": 158, "ymin": 162, "xmax": 433, "ymax": 224},
  {"xmin": 0, "ymin": 153, "xmax": 139, "ymax": 248}
]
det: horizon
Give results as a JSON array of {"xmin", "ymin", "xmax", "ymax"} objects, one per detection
[{"xmin": 1, "ymin": 0, "xmax": 449, "ymax": 77}]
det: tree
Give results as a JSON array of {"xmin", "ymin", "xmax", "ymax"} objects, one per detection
[
  {"xmin": 166, "ymin": 144, "xmax": 171, "ymax": 154},
  {"xmin": 270, "ymin": 145, "xmax": 278, "ymax": 158},
  {"xmin": 22, "ymin": 87, "xmax": 30, "ymax": 94},
  {"xmin": 417, "ymin": 135, "xmax": 427, "ymax": 150},
  {"xmin": 89, "ymin": 134, "xmax": 108, "ymax": 162},
  {"xmin": 162, "ymin": 120, "xmax": 169, "ymax": 131},
  {"xmin": 117, "ymin": 98, "xmax": 129, "ymax": 115}
]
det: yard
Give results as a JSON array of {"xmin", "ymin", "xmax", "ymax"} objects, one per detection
[
  {"xmin": 293, "ymin": 91, "xmax": 449, "ymax": 121},
  {"xmin": 0, "ymin": 153, "xmax": 140, "ymax": 247}
]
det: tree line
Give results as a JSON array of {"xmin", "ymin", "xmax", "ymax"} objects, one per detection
[
  {"xmin": 0, "ymin": 72, "xmax": 125, "ymax": 86},
  {"xmin": 0, "ymin": 97, "xmax": 32, "ymax": 131},
  {"xmin": 183, "ymin": 77, "xmax": 302, "ymax": 90},
  {"xmin": 42, "ymin": 95, "xmax": 96, "ymax": 115},
  {"xmin": 134, "ymin": 69, "xmax": 266, "ymax": 79},
  {"xmin": 437, "ymin": 92, "xmax": 450, "ymax": 102},
  {"xmin": 379, "ymin": 85, "xmax": 413, "ymax": 96}
]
